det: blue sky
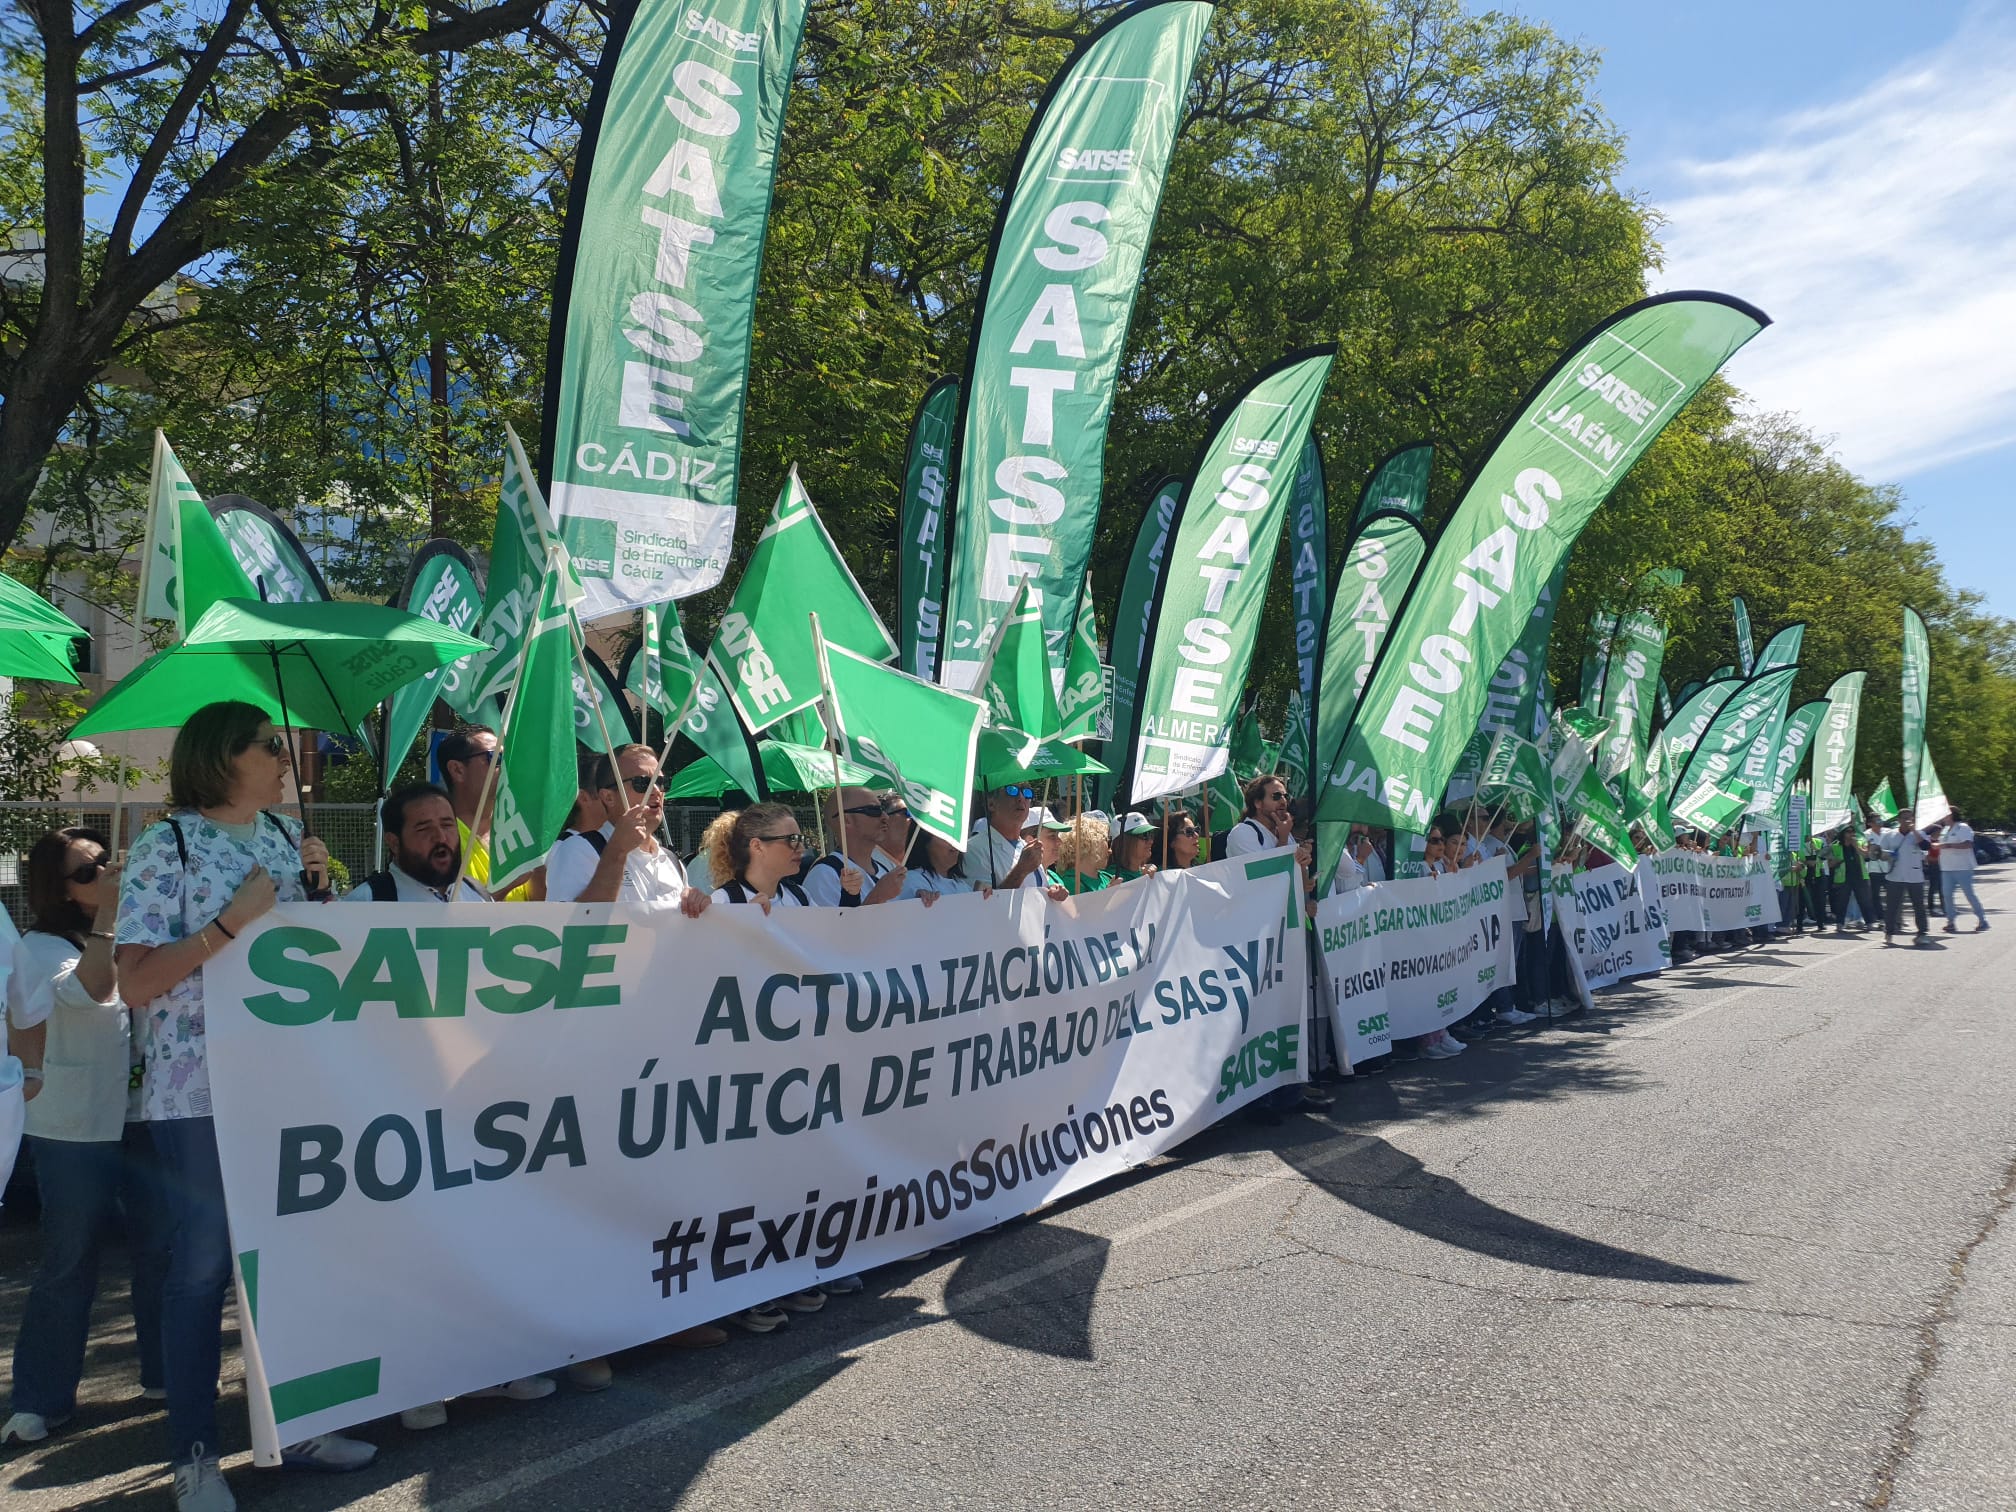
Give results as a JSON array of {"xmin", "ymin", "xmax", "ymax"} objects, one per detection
[{"xmin": 1499, "ymin": 0, "xmax": 2015, "ymax": 620}]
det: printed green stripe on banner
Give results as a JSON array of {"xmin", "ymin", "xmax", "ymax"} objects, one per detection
[
  {"xmin": 1317, "ymin": 292, "xmax": 1768, "ymax": 833},
  {"xmin": 270, "ymin": 1359, "xmax": 382, "ymax": 1426},
  {"xmin": 543, "ymin": 0, "xmax": 813, "ymax": 617},
  {"xmin": 937, "ymin": 0, "xmax": 1213, "ymax": 690}
]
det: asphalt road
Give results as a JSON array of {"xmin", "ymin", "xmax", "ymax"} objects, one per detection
[{"xmin": 5, "ymin": 870, "xmax": 2012, "ymax": 1511}]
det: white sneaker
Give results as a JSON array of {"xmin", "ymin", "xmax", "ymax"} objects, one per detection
[
  {"xmin": 2, "ymin": 1411, "xmax": 54, "ymax": 1444},
  {"xmin": 280, "ymin": 1432, "xmax": 377, "ymax": 1472},
  {"xmin": 400, "ymin": 1401, "xmax": 449, "ymax": 1431},
  {"xmin": 1497, "ymin": 1008, "xmax": 1537, "ymax": 1025},
  {"xmin": 1421, "ymin": 1041, "xmax": 1459, "ymax": 1059},
  {"xmin": 1441, "ymin": 1032, "xmax": 1467, "ymax": 1051},
  {"xmin": 173, "ymin": 1446, "xmax": 237, "ymax": 1512},
  {"xmin": 140, "ymin": 1385, "xmax": 168, "ymax": 1402},
  {"xmin": 466, "ymin": 1375, "xmax": 556, "ymax": 1402}
]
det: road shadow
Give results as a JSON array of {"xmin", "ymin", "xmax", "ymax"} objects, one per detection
[
  {"xmin": 942, "ymin": 1221, "xmax": 1110, "ymax": 1360},
  {"xmin": 1273, "ymin": 1128, "xmax": 1740, "ymax": 1285}
]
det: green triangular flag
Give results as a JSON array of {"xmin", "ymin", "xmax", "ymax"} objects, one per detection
[
  {"xmin": 974, "ymin": 579, "xmax": 1063, "ymax": 761},
  {"xmin": 1057, "ymin": 575, "xmax": 1105, "ymax": 743},
  {"xmin": 135, "ymin": 430, "xmax": 257, "ymax": 639},
  {"xmin": 708, "ymin": 467, "xmax": 896, "ymax": 734},
  {"xmin": 491, "ymin": 569, "xmax": 584, "ymax": 891},
  {"xmin": 819, "ymin": 637, "xmax": 986, "ymax": 849}
]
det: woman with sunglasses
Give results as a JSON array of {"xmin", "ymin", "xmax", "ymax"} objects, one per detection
[
  {"xmin": 710, "ymin": 804, "xmax": 812, "ymax": 910},
  {"xmin": 1152, "ymin": 811, "xmax": 1202, "ymax": 871},
  {"xmin": 705, "ymin": 805, "xmax": 839, "ymax": 1328},
  {"xmin": 114, "ymin": 702, "xmax": 368, "ymax": 1507},
  {"xmin": 5, "ymin": 829, "xmax": 171, "ymax": 1449}
]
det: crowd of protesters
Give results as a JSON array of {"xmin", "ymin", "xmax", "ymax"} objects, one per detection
[{"xmin": 0, "ymin": 704, "xmax": 1996, "ymax": 1510}]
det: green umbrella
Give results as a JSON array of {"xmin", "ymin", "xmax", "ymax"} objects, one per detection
[
  {"xmin": 665, "ymin": 739, "xmax": 890, "ymax": 799},
  {"xmin": 71, "ymin": 597, "xmax": 486, "ymax": 743},
  {"xmin": 978, "ymin": 731, "xmax": 1110, "ymax": 788},
  {"xmin": 0, "ymin": 573, "xmax": 87, "ymax": 684}
]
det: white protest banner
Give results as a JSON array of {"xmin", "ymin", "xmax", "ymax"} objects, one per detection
[
  {"xmin": 203, "ymin": 857, "xmax": 1306, "ymax": 1458},
  {"xmin": 1315, "ymin": 858, "xmax": 1519, "ymax": 1064},
  {"xmin": 1646, "ymin": 849, "xmax": 1780, "ymax": 933},
  {"xmin": 1559, "ymin": 859, "xmax": 1670, "ymax": 988}
]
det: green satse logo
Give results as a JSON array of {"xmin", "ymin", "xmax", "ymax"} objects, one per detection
[{"xmin": 245, "ymin": 924, "xmax": 628, "ymax": 1025}]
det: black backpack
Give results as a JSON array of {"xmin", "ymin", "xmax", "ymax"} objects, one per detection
[
  {"xmin": 717, "ymin": 877, "xmax": 810, "ymax": 907},
  {"xmin": 806, "ymin": 853, "xmax": 863, "ymax": 906}
]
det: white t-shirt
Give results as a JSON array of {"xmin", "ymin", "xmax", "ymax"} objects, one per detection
[
  {"xmin": 1888, "ymin": 830, "xmax": 1929, "ymax": 884},
  {"xmin": 801, "ymin": 851, "xmax": 892, "ymax": 907},
  {"xmin": 1330, "ymin": 848, "xmax": 1369, "ymax": 894},
  {"xmin": 1941, "ymin": 823, "xmax": 1976, "ymax": 873},
  {"xmin": 342, "ymin": 865, "xmax": 489, "ymax": 904},
  {"xmin": 545, "ymin": 825, "xmax": 690, "ymax": 909},
  {"xmin": 1225, "ymin": 817, "xmax": 1286, "ymax": 857},
  {"xmin": 969, "ymin": 821, "xmax": 1043, "ymax": 890},
  {"xmin": 900, "ymin": 868, "xmax": 973, "ymax": 901},
  {"xmin": 8, "ymin": 931, "xmax": 135, "ymax": 1143}
]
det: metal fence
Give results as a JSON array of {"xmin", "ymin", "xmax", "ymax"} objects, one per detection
[{"xmin": 0, "ymin": 799, "xmax": 822, "ymax": 927}]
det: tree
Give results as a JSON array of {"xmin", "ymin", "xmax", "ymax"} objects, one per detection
[{"xmin": 0, "ymin": 0, "xmax": 580, "ymax": 560}]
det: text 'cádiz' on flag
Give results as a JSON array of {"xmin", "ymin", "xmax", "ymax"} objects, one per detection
[
  {"xmin": 936, "ymin": 0, "xmax": 1212, "ymax": 691},
  {"xmin": 542, "ymin": 0, "xmax": 813, "ymax": 618},
  {"xmin": 818, "ymin": 631, "xmax": 988, "ymax": 849},
  {"xmin": 1130, "ymin": 346, "xmax": 1335, "ymax": 803},
  {"xmin": 1317, "ymin": 292, "xmax": 1769, "ymax": 832},
  {"xmin": 708, "ymin": 466, "xmax": 897, "ymax": 733}
]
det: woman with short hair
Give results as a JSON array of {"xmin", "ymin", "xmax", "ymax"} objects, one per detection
[
  {"xmin": 4, "ymin": 828, "xmax": 170, "ymax": 1448},
  {"xmin": 900, "ymin": 832, "xmax": 981, "ymax": 903},
  {"xmin": 1055, "ymin": 815, "xmax": 1112, "ymax": 893},
  {"xmin": 114, "ymin": 701, "xmax": 370, "ymax": 1510}
]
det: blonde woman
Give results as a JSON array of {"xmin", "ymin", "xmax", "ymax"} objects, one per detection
[{"xmin": 1056, "ymin": 815, "xmax": 1112, "ymax": 894}]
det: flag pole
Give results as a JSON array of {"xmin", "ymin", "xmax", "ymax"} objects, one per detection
[
  {"xmin": 571, "ymin": 622, "xmax": 633, "ymax": 816},
  {"xmin": 809, "ymin": 611, "xmax": 847, "ymax": 858}
]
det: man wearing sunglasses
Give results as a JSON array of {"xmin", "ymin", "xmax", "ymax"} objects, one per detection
[
  {"xmin": 973, "ymin": 784, "xmax": 1047, "ymax": 891},
  {"xmin": 545, "ymin": 745, "xmax": 710, "ymax": 917},
  {"xmin": 805, "ymin": 787, "xmax": 907, "ymax": 907}
]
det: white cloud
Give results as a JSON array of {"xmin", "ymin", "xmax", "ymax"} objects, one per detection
[{"xmin": 1651, "ymin": 15, "xmax": 2016, "ymax": 479}]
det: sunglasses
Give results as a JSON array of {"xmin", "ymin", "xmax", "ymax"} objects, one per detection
[
  {"xmin": 605, "ymin": 774, "xmax": 668, "ymax": 795},
  {"xmin": 237, "ymin": 733, "xmax": 288, "ymax": 757},
  {"xmin": 998, "ymin": 785, "xmax": 1035, "ymax": 800},
  {"xmin": 842, "ymin": 804, "xmax": 885, "ymax": 817},
  {"xmin": 757, "ymin": 832, "xmax": 806, "ymax": 850},
  {"xmin": 1174, "ymin": 826, "xmax": 1199, "ymax": 838},
  {"xmin": 66, "ymin": 858, "xmax": 106, "ymax": 885}
]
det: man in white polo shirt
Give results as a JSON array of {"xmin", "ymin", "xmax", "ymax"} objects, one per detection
[
  {"xmin": 1940, "ymin": 808, "xmax": 1987, "ymax": 932},
  {"xmin": 546, "ymin": 745, "xmax": 710, "ymax": 917},
  {"xmin": 1882, "ymin": 809, "xmax": 1933, "ymax": 946}
]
